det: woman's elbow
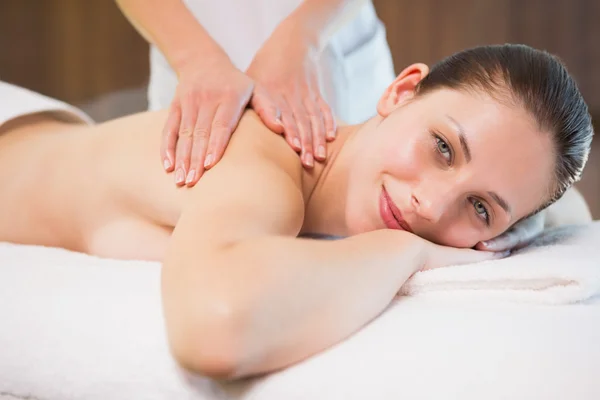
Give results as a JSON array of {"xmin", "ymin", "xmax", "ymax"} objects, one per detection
[{"xmin": 165, "ymin": 297, "xmax": 248, "ymax": 379}]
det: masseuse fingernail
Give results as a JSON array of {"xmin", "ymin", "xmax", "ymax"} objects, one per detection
[
  {"xmin": 204, "ymin": 154, "xmax": 213, "ymax": 168},
  {"xmin": 327, "ymin": 130, "xmax": 336, "ymax": 140},
  {"xmin": 316, "ymin": 145, "xmax": 326, "ymax": 159},
  {"xmin": 185, "ymin": 170, "xmax": 195, "ymax": 184},
  {"xmin": 304, "ymin": 153, "xmax": 314, "ymax": 167},
  {"xmin": 163, "ymin": 158, "xmax": 172, "ymax": 170},
  {"xmin": 175, "ymin": 168, "xmax": 185, "ymax": 184},
  {"xmin": 293, "ymin": 138, "xmax": 301, "ymax": 149}
]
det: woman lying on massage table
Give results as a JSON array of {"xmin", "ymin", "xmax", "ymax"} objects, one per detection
[{"xmin": 0, "ymin": 44, "xmax": 593, "ymax": 380}]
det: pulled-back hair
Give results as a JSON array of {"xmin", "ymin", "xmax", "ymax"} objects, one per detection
[{"xmin": 414, "ymin": 44, "xmax": 594, "ymax": 212}]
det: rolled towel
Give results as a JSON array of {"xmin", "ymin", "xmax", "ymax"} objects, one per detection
[{"xmin": 0, "ymin": 80, "xmax": 93, "ymax": 128}]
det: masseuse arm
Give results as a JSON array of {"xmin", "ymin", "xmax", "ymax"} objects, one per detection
[
  {"xmin": 115, "ymin": 0, "xmax": 223, "ymax": 71},
  {"xmin": 245, "ymin": 0, "xmax": 368, "ymax": 166},
  {"xmin": 116, "ymin": 0, "xmax": 258, "ymax": 185},
  {"xmin": 161, "ymin": 114, "xmax": 500, "ymax": 380}
]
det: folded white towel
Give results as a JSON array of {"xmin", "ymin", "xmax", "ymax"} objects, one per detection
[{"xmin": 400, "ymin": 223, "xmax": 600, "ymax": 304}]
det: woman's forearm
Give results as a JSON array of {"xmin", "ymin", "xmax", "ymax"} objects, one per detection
[
  {"xmin": 165, "ymin": 229, "xmax": 424, "ymax": 379},
  {"xmin": 116, "ymin": 0, "xmax": 228, "ymax": 75}
]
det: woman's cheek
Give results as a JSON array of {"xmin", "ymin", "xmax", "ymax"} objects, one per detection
[
  {"xmin": 381, "ymin": 137, "xmax": 424, "ymax": 177},
  {"xmin": 437, "ymin": 223, "xmax": 481, "ymax": 248}
]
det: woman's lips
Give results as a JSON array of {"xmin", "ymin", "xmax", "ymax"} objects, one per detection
[{"xmin": 380, "ymin": 186, "xmax": 413, "ymax": 233}]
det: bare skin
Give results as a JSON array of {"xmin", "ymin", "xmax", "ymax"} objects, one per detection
[
  {"xmin": 0, "ymin": 110, "xmax": 265, "ymax": 260},
  {"xmin": 0, "ymin": 65, "xmax": 590, "ymax": 379}
]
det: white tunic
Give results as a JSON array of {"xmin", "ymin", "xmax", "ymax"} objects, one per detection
[{"xmin": 147, "ymin": 0, "xmax": 396, "ymax": 123}]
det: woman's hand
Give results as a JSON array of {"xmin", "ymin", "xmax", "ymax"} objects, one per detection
[
  {"xmin": 478, "ymin": 187, "xmax": 593, "ymax": 252},
  {"xmin": 476, "ymin": 212, "xmax": 546, "ymax": 252},
  {"xmin": 423, "ymin": 240, "xmax": 510, "ymax": 271},
  {"xmin": 246, "ymin": 22, "xmax": 337, "ymax": 168},
  {"xmin": 162, "ymin": 54, "xmax": 254, "ymax": 187}
]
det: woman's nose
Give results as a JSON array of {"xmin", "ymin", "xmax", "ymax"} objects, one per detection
[{"xmin": 411, "ymin": 183, "xmax": 453, "ymax": 222}]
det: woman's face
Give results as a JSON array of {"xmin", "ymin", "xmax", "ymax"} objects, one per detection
[{"xmin": 345, "ymin": 86, "xmax": 555, "ymax": 247}]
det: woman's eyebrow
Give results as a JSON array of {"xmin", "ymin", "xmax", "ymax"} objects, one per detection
[
  {"xmin": 445, "ymin": 115, "xmax": 471, "ymax": 163},
  {"xmin": 444, "ymin": 114, "xmax": 512, "ymax": 216},
  {"xmin": 488, "ymin": 191, "xmax": 512, "ymax": 215}
]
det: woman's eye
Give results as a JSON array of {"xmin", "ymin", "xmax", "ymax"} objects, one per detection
[
  {"xmin": 472, "ymin": 199, "xmax": 490, "ymax": 225},
  {"xmin": 435, "ymin": 136, "xmax": 452, "ymax": 163}
]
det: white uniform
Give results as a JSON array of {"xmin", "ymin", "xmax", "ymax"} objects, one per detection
[{"xmin": 148, "ymin": 0, "xmax": 396, "ymax": 124}]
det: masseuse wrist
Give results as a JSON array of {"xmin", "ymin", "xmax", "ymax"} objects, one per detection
[
  {"xmin": 172, "ymin": 42, "xmax": 233, "ymax": 79},
  {"xmin": 276, "ymin": 13, "xmax": 322, "ymax": 55}
]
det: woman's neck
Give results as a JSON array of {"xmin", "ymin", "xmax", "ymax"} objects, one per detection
[{"xmin": 300, "ymin": 120, "xmax": 369, "ymax": 236}]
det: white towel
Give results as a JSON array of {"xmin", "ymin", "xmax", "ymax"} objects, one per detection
[
  {"xmin": 400, "ymin": 223, "xmax": 600, "ymax": 304},
  {"xmin": 1, "ymin": 222, "xmax": 599, "ymax": 400},
  {"xmin": 0, "ymin": 81, "xmax": 93, "ymax": 128}
]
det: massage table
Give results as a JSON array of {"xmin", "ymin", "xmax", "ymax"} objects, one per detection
[{"xmin": 1, "ymin": 222, "xmax": 599, "ymax": 400}]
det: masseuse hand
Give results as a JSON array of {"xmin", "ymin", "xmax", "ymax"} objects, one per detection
[
  {"xmin": 476, "ymin": 211, "xmax": 546, "ymax": 252},
  {"xmin": 246, "ymin": 21, "xmax": 337, "ymax": 168},
  {"xmin": 162, "ymin": 53, "xmax": 254, "ymax": 186}
]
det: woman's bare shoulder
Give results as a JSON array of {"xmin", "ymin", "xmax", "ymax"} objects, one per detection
[{"xmin": 224, "ymin": 110, "xmax": 303, "ymax": 185}]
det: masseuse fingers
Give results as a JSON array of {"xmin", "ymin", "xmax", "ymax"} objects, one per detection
[
  {"xmin": 318, "ymin": 96, "xmax": 337, "ymax": 142},
  {"xmin": 185, "ymin": 105, "xmax": 217, "ymax": 186},
  {"xmin": 251, "ymin": 87, "xmax": 284, "ymax": 135},
  {"xmin": 173, "ymin": 95, "xmax": 199, "ymax": 185},
  {"xmin": 202, "ymin": 101, "xmax": 245, "ymax": 172},
  {"xmin": 277, "ymin": 101, "xmax": 302, "ymax": 152},
  {"xmin": 304, "ymin": 96, "xmax": 327, "ymax": 161},
  {"xmin": 289, "ymin": 95, "xmax": 314, "ymax": 168},
  {"xmin": 161, "ymin": 101, "xmax": 182, "ymax": 172}
]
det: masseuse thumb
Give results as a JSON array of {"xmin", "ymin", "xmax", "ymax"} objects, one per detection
[{"xmin": 251, "ymin": 91, "xmax": 284, "ymax": 134}]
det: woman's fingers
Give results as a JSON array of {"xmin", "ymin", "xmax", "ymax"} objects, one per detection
[
  {"xmin": 161, "ymin": 102, "xmax": 182, "ymax": 172},
  {"xmin": 424, "ymin": 243, "xmax": 510, "ymax": 271},
  {"xmin": 476, "ymin": 212, "xmax": 545, "ymax": 251}
]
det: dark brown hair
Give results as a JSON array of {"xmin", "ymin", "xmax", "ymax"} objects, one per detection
[{"xmin": 415, "ymin": 44, "xmax": 594, "ymax": 211}]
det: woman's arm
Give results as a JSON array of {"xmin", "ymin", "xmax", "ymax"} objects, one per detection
[
  {"xmin": 160, "ymin": 115, "xmax": 421, "ymax": 379},
  {"xmin": 161, "ymin": 115, "xmax": 499, "ymax": 380}
]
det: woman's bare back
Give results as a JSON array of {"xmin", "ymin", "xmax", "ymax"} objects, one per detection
[{"xmin": 0, "ymin": 109, "xmax": 296, "ymax": 261}]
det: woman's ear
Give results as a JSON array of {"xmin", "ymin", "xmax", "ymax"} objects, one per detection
[{"xmin": 377, "ymin": 63, "xmax": 429, "ymax": 117}]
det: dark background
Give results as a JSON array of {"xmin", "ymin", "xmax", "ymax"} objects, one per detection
[{"xmin": 1, "ymin": 0, "xmax": 598, "ymax": 218}]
